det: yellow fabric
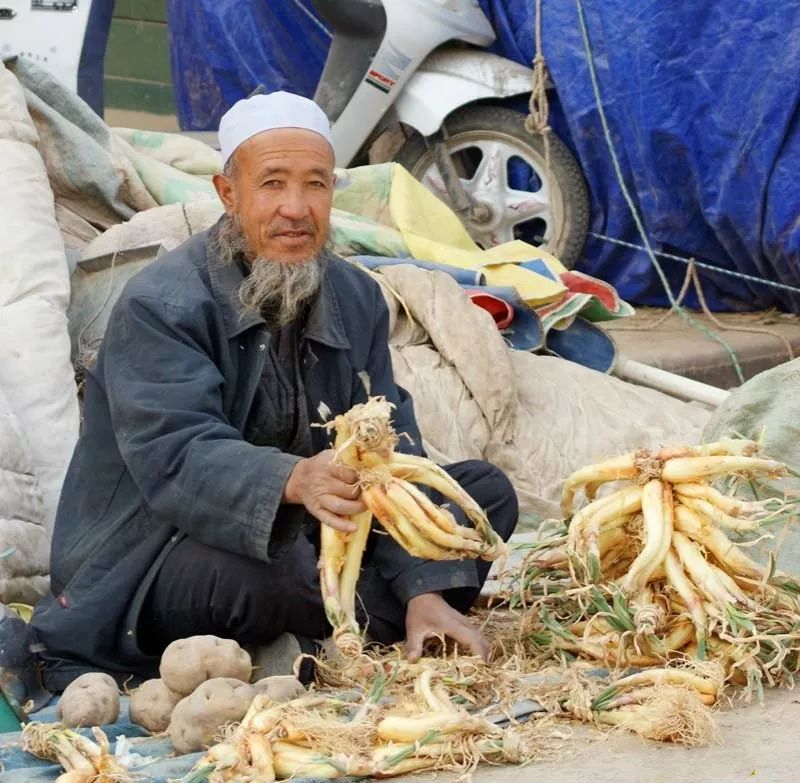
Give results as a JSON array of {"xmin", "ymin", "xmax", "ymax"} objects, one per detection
[
  {"xmin": 388, "ymin": 165, "xmax": 567, "ymax": 306},
  {"xmin": 7, "ymin": 603, "xmax": 33, "ymax": 623}
]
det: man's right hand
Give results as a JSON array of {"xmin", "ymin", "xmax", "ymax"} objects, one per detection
[{"xmin": 282, "ymin": 449, "xmax": 365, "ymax": 532}]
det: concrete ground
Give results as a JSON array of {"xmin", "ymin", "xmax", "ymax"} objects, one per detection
[
  {"xmin": 415, "ymin": 687, "xmax": 800, "ymax": 783},
  {"xmin": 604, "ymin": 308, "xmax": 800, "ymax": 390}
]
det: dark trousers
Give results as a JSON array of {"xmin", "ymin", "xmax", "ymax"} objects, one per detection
[{"xmin": 138, "ymin": 460, "xmax": 517, "ymax": 653}]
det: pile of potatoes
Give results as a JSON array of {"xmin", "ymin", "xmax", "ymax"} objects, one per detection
[{"xmin": 58, "ymin": 635, "xmax": 306, "ymax": 755}]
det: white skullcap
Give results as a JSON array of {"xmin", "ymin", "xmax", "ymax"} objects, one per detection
[{"xmin": 218, "ymin": 91, "xmax": 333, "ymax": 166}]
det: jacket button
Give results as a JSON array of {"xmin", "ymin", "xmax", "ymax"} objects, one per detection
[
  {"xmin": 240, "ymin": 345, "xmax": 245, "ymax": 351},
  {"xmin": 258, "ymin": 344, "xmax": 266, "ymax": 351}
]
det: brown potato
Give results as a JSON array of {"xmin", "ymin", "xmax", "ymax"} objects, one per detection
[
  {"xmin": 168, "ymin": 678, "xmax": 255, "ymax": 754},
  {"xmin": 159, "ymin": 635, "xmax": 252, "ymax": 695},
  {"xmin": 58, "ymin": 672, "xmax": 120, "ymax": 728},
  {"xmin": 129, "ymin": 678, "xmax": 183, "ymax": 733},
  {"xmin": 251, "ymin": 675, "xmax": 306, "ymax": 703}
]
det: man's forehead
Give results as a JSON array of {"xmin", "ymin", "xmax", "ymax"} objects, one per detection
[{"xmin": 237, "ymin": 128, "xmax": 335, "ymax": 169}]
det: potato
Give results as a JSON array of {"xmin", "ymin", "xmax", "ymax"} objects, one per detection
[
  {"xmin": 159, "ymin": 635, "xmax": 252, "ymax": 695},
  {"xmin": 168, "ymin": 678, "xmax": 255, "ymax": 753},
  {"xmin": 129, "ymin": 678, "xmax": 183, "ymax": 733},
  {"xmin": 252, "ymin": 675, "xmax": 306, "ymax": 703},
  {"xmin": 58, "ymin": 672, "xmax": 120, "ymax": 728}
]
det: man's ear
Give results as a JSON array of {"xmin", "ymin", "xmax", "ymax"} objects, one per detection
[{"xmin": 213, "ymin": 172, "xmax": 236, "ymax": 215}]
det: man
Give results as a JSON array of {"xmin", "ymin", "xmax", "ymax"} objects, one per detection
[{"xmin": 31, "ymin": 92, "xmax": 518, "ymax": 690}]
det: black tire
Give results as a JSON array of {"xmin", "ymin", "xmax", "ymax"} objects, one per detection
[{"xmin": 394, "ymin": 105, "xmax": 590, "ymax": 268}]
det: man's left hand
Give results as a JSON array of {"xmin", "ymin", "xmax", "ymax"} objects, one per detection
[{"xmin": 404, "ymin": 592, "xmax": 490, "ymax": 663}]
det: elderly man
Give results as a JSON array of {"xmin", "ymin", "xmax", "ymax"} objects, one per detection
[{"xmin": 31, "ymin": 92, "xmax": 517, "ymax": 690}]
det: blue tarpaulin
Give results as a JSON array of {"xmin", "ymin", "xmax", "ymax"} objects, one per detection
[{"xmin": 167, "ymin": 1, "xmax": 800, "ymax": 312}]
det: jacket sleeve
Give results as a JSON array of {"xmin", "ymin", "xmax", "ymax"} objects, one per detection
[
  {"xmin": 103, "ymin": 292, "xmax": 301, "ymax": 563},
  {"xmin": 361, "ymin": 292, "xmax": 480, "ymax": 604}
]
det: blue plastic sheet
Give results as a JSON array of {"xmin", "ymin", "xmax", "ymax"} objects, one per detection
[
  {"xmin": 78, "ymin": 0, "xmax": 114, "ymax": 115},
  {"xmin": 478, "ymin": 0, "xmax": 800, "ymax": 312},
  {"xmin": 167, "ymin": 1, "xmax": 800, "ymax": 312},
  {"xmin": 167, "ymin": 0, "xmax": 329, "ymax": 132}
]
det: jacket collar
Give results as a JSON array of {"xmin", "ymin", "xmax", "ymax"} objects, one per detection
[{"xmin": 205, "ymin": 225, "xmax": 350, "ymax": 349}]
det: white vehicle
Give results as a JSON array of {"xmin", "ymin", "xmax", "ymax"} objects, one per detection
[
  {"xmin": 0, "ymin": 1, "xmax": 91, "ymax": 97},
  {"xmin": 312, "ymin": 0, "xmax": 589, "ymax": 265}
]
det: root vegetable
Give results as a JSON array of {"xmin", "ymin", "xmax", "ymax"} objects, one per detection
[
  {"xmin": 673, "ymin": 482, "xmax": 766, "ymax": 517},
  {"xmin": 377, "ymin": 712, "xmax": 499, "ymax": 743},
  {"xmin": 169, "ymin": 678, "xmax": 255, "ymax": 754},
  {"xmin": 160, "ymin": 635, "xmax": 252, "ymax": 695},
  {"xmin": 676, "ymin": 494, "xmax": 759, "ymax": 532},
  {"xmin": 665, "ymin": 549, "xmax": 709, "ymax": 656},
  {"xmin": 251, "ymin": 675, "xmax": 306, "ymax": 703},
  {"xmin": 661, "ymin": 456, "xmax": 783, "ymax": 484},
  {"xmin": 129, "ymin": 678, "xmax": 182, "ymax": 733},
  {"xmin": 673, "ymin": 504, "xmax": 764, "ymax": 580},
  {"xmin": 620, "ymin": 481, "xmax": 672, "ymax": 594},
  {"xmin": 561, "ymin": 453, "xmax": 638, "ymax": 516},
  {"xmin": 672, "ymin": 531, "xmax": 739, "ymax": 610},
  {"xmin": 58, "ymin": 673, "xmax": 120, "ymax": 728},
  {"xmin": 320, "ymin": 397, "xmax": 505, "ymax": 652}
]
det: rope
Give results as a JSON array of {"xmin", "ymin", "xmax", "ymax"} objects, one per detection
[
  {"xmin": 609, "ymin": 259, "xmax": 795, "ymax": 360},
  {"xmin": 525, "ymin": 0, "xmax": 552, "ymax": 175},
  {"xmin": 688, "ymin": 262, "xmax": 795, "ymax": 361},
  {"xmin": 610, "ymin": 262, "xmax": 695, "ymax": 332},
  {"xmin": 574, "ymin": 0, "xmax": 745, "ymax": 383},
  {"xmin": 590, "ymin": 232, "xmax": 800, "ymax": 297}
]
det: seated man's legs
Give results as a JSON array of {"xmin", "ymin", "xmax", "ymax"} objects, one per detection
[
  {"xmin": 138, "ymin": 459, "xmax": 517, "ymax": 656},
  {"xmin": 138, "ymin": 532, "xmax": 327, "ymax": 655}
]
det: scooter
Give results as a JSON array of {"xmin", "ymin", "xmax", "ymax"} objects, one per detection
[
  {"xmin": 311, "ymin": 0, "xmax": 589, "ymax": 266},
  {"xmin": 0, "ymin": 1, "xmax": 90, "ymax": 99}
]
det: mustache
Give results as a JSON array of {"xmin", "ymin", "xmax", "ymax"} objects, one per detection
[{"xmin": 269, "ymin": 219, "xmax": 316, "ymax": 236}]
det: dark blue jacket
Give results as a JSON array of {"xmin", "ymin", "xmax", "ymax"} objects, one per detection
[{"xmin": 31, "ymin": 228, "xmax": 459, "ymax": 690}]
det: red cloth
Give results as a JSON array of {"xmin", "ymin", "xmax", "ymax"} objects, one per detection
[{"xmin": 464, "ymin": 290, "xmax": 515, "ymax": 329}]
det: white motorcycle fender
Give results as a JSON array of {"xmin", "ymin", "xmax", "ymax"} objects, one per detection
[{"xmin": 392, "ymin": 49, "xmax": 536, "ymax": 137}]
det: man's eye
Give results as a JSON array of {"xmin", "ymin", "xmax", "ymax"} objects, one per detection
[
  {"xmin": 262, "ymin": 179, "xmax": 282, "ymax": 187},
  {"xmin": 309, "ymin": 180, "xmax": 327, "ymax": 188}
]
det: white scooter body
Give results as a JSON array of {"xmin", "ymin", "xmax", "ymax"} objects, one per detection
[
  {"xmin": 0, "ymin": 1, "xmax": 91, "ymax": 94},
  {"xmin": 322, "ymin": 0, "xmax": 535, "ymax": 166}
]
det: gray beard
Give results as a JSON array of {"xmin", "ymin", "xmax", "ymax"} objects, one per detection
[{"xmin": 211, "ymin": 214, "xmax": 327, "ymax": 328}]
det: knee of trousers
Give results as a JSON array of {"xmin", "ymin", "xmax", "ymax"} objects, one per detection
[{"xmin": 452, "ymin": 459, "xmax": 519, "ymax": 541}]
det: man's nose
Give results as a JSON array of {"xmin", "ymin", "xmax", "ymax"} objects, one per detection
[{"xmin": 277, "ymin": 186, "xmax": 310, "ymax": 220}]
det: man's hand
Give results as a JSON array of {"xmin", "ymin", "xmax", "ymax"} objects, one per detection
[
  {"xmin": 404, "ymin": 592, "xmax": 490, "ymax": 662},
  {"xmin": 283, "ymin": 449, "xmax": 366, "ymax": 532}
]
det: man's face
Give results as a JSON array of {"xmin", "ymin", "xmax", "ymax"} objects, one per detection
[{"xmin": 213, "ymin": 128, "xmax": 335, "ymax": 264}]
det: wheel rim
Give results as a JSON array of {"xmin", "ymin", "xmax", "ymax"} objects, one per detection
[{"xmin": 411, "ymin": 129, "xmax": 564, "ymax": 250}]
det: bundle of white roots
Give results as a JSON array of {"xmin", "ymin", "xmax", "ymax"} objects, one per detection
[
  {"xmin": 320, "ymin": 397, "xmax": 506, "ymax": 653},
  {"xmin": 514, "ymin": 438, "xmax": 800, "ymax": 688}
]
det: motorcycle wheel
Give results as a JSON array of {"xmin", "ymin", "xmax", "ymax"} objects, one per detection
[{"xmin": 393, "ymin": 105, "xmax": 589, "ymax": 268}]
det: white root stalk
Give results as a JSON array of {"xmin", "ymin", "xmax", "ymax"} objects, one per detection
[
  {"xmin": 661, "ymin": 456, "xmax": 784, "ymax": 484},
  {"xmin": 388, "ymin": 454, "xmax": 501, "ymax": 551},
  {"xmin": 620, "ymin": 481, "xmax": 672, "ymax": 594},
  {"xmin": 385, "ymin": 481, "xmax": 491, "ymax": 557},
  {"xmin": 676, "ymin": 494, "xmax": 760, "ymax": 532},
  {"xmin": 363, "ymin": 485, "xmax": 455, "ymax": 561},
  {"xmin": 606, "ymin": 667, "xmax": 722, "ymax": 697},
  {"xmin": 672, "ymin": 531, "xmax": 741, "ymax": 610},
  {"xmin": 673, "ymin": 504, "xmax": 765, "ymax": 580},
  {"xmin": 673, "ymin": 482, "xmax": 768, "ymax": 517},
  {"xmin": 665, "ymin": 549, "xmax": 708, "ymax": 655},
  {"xmin": 567, "ymin": 485, "xmax": 644, "ymax": 561},
  {"xmin": 560, "ymin": 453, "xmax": 638, "ymax": 516}
]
